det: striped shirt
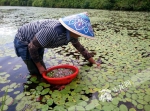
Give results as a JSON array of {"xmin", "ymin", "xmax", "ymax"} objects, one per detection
[
  {"xmin": 15, "ymin": 19, "xmax": 77, "ymax": 48},
  {"xmin": 15, "ymin": 19, "xmax": 92, "ymax": 63}
]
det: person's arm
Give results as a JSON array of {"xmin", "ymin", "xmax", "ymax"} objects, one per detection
[
  {"xmin": 71, "ymin": 40, "xmax": 100, "ymax": 66},
  {"xmin": 28, "ymin": 37, "xmax": 46, "ymax": 74}
]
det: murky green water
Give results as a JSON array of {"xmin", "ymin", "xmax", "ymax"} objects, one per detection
[{"xmin": 0, "ymin": 6, "xmax": 150, "ymax": 111}]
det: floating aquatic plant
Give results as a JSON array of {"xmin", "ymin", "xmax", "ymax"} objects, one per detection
[
  {"xmin": 41, "ymin": 88, "xmax": 50, "ymax": 95},
  {"xmin": 0, "ymin": 89, "xmax": 8, "ymax": 111}
]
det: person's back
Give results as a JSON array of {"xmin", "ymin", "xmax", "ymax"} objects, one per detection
[{"xmin": 15, "ymin": 19, "xmax": 59, "ymax": 43}]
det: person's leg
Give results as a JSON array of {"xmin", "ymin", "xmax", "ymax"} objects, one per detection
[
  {"xmin": 24, "ymin": 60, "xmax": 40, "ymax": 75},
  {"xmin": 24, "ymin": 47, "xmax": 46, "ymax": 78},
  {"xmin": 23, "ymin": 59, "xmax": 46, "ymax": 77},
  {"xmin": 14, "ymin": 37, "xmax": 46, "ymax": 77}
]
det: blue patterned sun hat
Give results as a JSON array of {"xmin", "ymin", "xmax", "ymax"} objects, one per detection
[{"xmin": 59, "ymin": 12, "xmax": 95, "ymax": 39}]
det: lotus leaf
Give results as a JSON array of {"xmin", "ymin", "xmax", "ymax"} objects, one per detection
[
  {"xmin": 65, "ymin": 102, "xmax": 76, "ymax": 107},
  {"xmin": 41, "ymin": 96, "xmax": 47, "ymax": 103},
  {"xmin": 131, "ymin": 94, "xmax": 138, "ymax": 100},
  {"xmin": 78, "ymin": 100, "xmax": 87, "ymax": 106},
  {"xmin": 138, "ymin": 95, "xmax": 143, "ymax": 99},
  {"xmin": 16, "ymin": 101, "xmax": 27, "ymax": 111},
  {"xmin": 112, "ymin": 98, "xmax": 119, "ymax": 105},
  {"xmin": 132, "ymin": 100, "xmax": 137, "ymax": 106},
  {"xmin": 5, "ymin": 95, "xmax": 10, "ymax": 101},
  {"xmin": 26, "ymin": 75, "xmax": 31, "ymax": 79},
  {"xmin": 36, "ymin": 86, "xmax": 43, "ymax": 91},
  {"xmin": 81, "ymin": 95, "xmax": 89, "ymax": 101},
  {"xmin": 5, "ymin": 97, "xmax": 13, "ymax": 106},
  {"xmin": 14, "ymin": 83, "xmax": 21, "ymax": 89},
  {"xmin": 70, "ymin": 92, "xmax": 76, "ymax": 96},
  {"xmin": 1, "ymin": 85, "xmax": 10, "ymax": 91},
  {"xmin": 16, "ymin": 64, "xmax": 23, "ymax": 69},
  {"xmin": 36, "ymin": 103, "xmax": 43, "ymax": 109},
  {"xmin": 102, "ymin": 105, "xmax": 114, "ymax": 111},
  {"xmin": 76, "ymin": 106, "xmax": 85, "ymax": 111},
  {"xmin": 39, "ymin": 82, "xmax": 49, "ymax": 87},
  {"xmin": 144, "ymin": 95, "xmax": 150, "ymax": 102},
  {"xmin": 0, "ymin": 97, "xmax": 3, "ymax": 102},
  {"xmin": 24, "ymin": 84, "xmax": 29, "ymax": 89},
  {"xmin": 113, "ymin": 108, "xmax": 119, "ymax": 111},
  {"xmin": 7, "ymin": 88, "xmax": 14, "ymax": 92},
  {"xmin": 0, "ymin": 76, "xmax": 10, "ymax": 84},
  {"xmin": 73, "ymin": 95, "xmax": 81, "ymax": 102},
  {"xmin": 125, "ymin": 98, "xmax": 132, "ymax": 102},
  {"xmin": 51, "ymin": 92, "xmax": 61, "ymax": 99},
  {"xmin": 25, "ymin": 92, "xmax": 30, "ymax": 96},
  {"xmin": 43, "ymin": 95, "xmax": 50, "ymax": 100},
  {"xmin": 137, "ymin": 104, "xmax": 143, "ymax": 109},
  {"xmin": 15, "ymin": 93, "xmax": 25, "ymax": 100},
  {"xmin": 9, "ymin": 83, "xmax": 17, "ymax": 88},
  {"xmin": 0, "ymin": 72, "xmax": 7, "ymax": 76},
  {"xmin": 144, "ymin": 105, "xmax": 150, "ymax": 111},
  {"xmin": 53, "ymin": 105, "xmax": 66, "ymax": 111},
  {"xmin": 126, "ymin": 92, "xmax": 131, "ymax": 98},
  {"xmin": 121, "ymin": 91, "xmax": 125, "ymax": 96},
  {"xmin": 55, "ymin": 98, "xmax": 66, "ymax": 105},
  {"xmin": 30, "ymin": 76, "xmax": 37, "ymax": 82},
  {"xmin": 137, "ymin": 99, "xmax": 147, "ymax": 105},
  {"xmin": 119, "ymin": 104, "xmax": 128, "ymax": 111},
  {"xmin": 35, "ymin": 91, "xmax": 41, "ymax": 96},
  {"xmin": 41, "ymin": 88, "xmax": 50, "ymax": 95},
  {"xmin": 60, "ymin": 89, "xmax": 68, "ymax": 95},
  {"xmin": 26, "ymin": 81, "xmax": 32, "ymax": 84},
  {"xmin": 0, "ymin": 105, "xmax": 8, "ymax": 111},
  {"xmin": 47, "ymin": 98, "xmax": 53, "ymax": 106},
  {"xmin": 5, "ymin": 74, "xmax": 10, "ymax": 78},
  {"xmin": 129, "ymin": 108, "xmax": 136, "ymax": 111},
  {"xmin": 74, "ymin": 87, "xmax": 82, "ymax": 93},
  {"xmin": 43, "ymin": 83, "xmax": 50, "ymax": 88},
  {"xmin": 96, "ymin": 104, "xmax": 102, "ymax": 110},
  {"xmin": 41, "ymin": 104, "xmax": 49, "ymax": 111},
  {"xmin": 67, "ymin": 96, "xmax": 75, "ymax": 102}
]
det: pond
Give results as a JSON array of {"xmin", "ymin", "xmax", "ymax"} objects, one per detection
[{"xmin": 0, "ymin": 6, "xmax": 150, "ymax": 111}]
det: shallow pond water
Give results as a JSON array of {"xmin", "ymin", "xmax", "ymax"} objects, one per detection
[{"xmin": 0, "ymin": 6, "xmax": 150, "ymax": 111}]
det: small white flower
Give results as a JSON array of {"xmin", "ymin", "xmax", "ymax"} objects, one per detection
[{"xmin": 99, "ymin": 89, "xmax": 113, "ymax": 102}]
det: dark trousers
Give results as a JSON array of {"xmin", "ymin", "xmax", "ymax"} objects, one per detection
[{"xmin": 24, "ymin": 59, "xmax": 46, "ymax": 77}]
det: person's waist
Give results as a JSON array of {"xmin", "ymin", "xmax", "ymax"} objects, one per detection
[{"xmin": 15, "ymin": 33, "xmax": 30, "ymax": 44}]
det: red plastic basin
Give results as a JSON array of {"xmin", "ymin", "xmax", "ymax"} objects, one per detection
[{"xmin": 42, "ymin": 64, "xmax": 79, "ymax": 85}]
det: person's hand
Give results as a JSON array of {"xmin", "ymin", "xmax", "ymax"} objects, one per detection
[
  {"xmin": 96, "ymin": 63, "xmax": 101, "ymax": 66},
  {"xmin": 35, "ymin": 62, "xmax": 47, "ymax": 75},
  {"xmin": 96, "ymin": 62, "xmax": 101, "ymax": 68},
  {"xmin": 38, "ymin": 66, "xmax": 47, "ymax": 75}
]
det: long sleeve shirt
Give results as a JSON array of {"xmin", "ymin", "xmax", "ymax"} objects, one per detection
[{"xmin": 15, "ymin": 19, "xmax": 92, "ymax": 63}]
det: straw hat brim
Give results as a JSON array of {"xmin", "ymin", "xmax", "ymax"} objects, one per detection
[{"xmin": 59, "ymin": 18, "xmax": 95, "ymax": 39}]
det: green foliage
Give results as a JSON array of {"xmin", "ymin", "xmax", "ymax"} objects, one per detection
[
  {"xmin": 0, "ymin": 0, "xmax": 149, "ymax": 11},
  {"xmin": 0, "ymin": 89, "xmax": 8, "ymax": 111}
]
